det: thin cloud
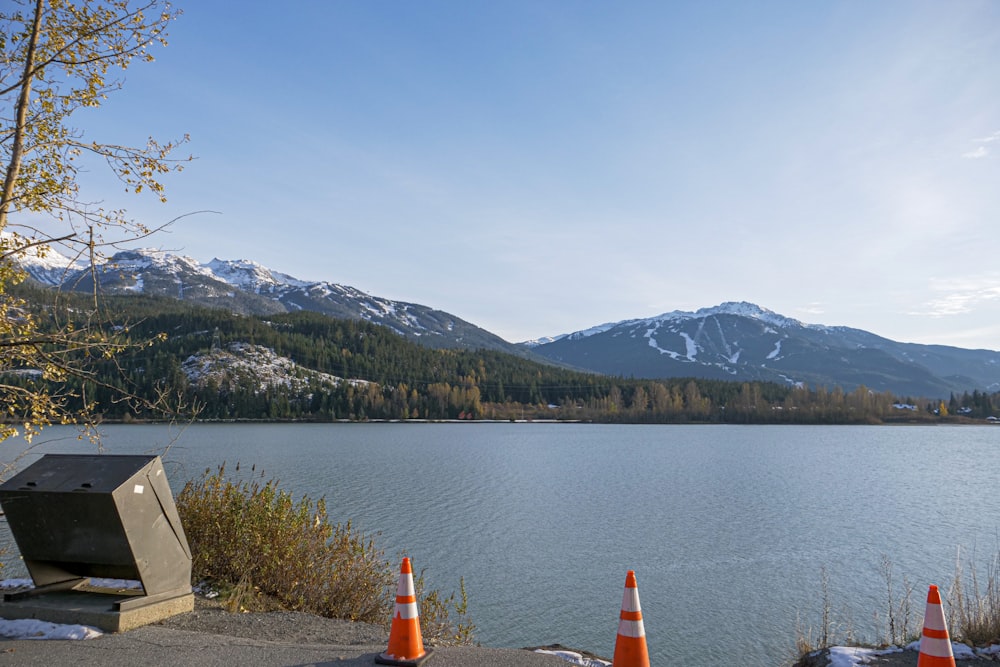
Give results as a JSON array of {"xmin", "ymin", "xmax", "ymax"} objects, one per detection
[
  {"xmin": 796, "ymin": 302, "xmax": 826, "ymax": 316},
  {"xmin": 911, "ymin": 276, "xmax": 1000, "ymax": 317},
  {"xmin": 962, "ymin": 130, "xmax": 1000, "ymax": 159}
]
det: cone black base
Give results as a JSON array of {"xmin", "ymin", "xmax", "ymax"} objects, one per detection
[{"xmin": 374, "ymin": 647, "xmax": 434, "ymax": 666}]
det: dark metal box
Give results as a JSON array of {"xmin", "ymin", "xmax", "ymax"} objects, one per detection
[{"xmin": 0, "ymin": 454, "xmax": 192, "ymax": 602}]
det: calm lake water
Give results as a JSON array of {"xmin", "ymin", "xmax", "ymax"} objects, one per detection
[{"xmin": 1, "ymin": 423, "xmax": 998, "ymax": 665}]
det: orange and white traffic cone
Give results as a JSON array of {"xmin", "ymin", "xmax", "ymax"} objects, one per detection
[
  {"xmin": 613, "ymin": 570, "xmax": 650, "ymax": 667},
  {"xmin": 375, "ymin": 557, "xmax": 433, "ymax": 666},
  {"xmin": 917, "ymin": 584, "xmax": 956, "ymax": 667}
]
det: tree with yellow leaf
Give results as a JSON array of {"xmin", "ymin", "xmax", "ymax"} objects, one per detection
[{"xmin": 1, "ymin": 0, "xmax": 191, "ymax": 452}]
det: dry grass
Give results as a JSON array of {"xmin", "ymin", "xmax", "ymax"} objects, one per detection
[
  {"xmin": 415, "ymin": 570, "xmax": 476, "ymax": 646},
  {"xmin": 794, "ymin": 565, "xmax": 861, "ymax": 658},
  {"xmin": 795, "ymin": 566, "xmax": 832, "ymax": 656},
  {"xmin": 795, "ymin": 548, "xmax": 1000, "ymax": 664},
  {"xmin": 875, "ymin": 553, "xmax": 916, "ymax": 647},
  {"xmin": 948, "ymin": 548, "xmax": 1000, "ymax": 647}
]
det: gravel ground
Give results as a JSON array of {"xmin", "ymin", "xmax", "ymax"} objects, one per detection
[
  {"xmin": 158, "ymin": 597, "xmax": 391, "ymax": 647},
  {"xmin": 158, "ymin": 597, "xmax": 611, "ymax": 663}
]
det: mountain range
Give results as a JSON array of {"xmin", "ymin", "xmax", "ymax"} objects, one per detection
[
  {"xmin": 525, "ymin": 302, "xmax": 1000, "ymax": 398},
  {"xmin": 17, "ymin": 246, "xmax": 1000, "ymax": 398},
  {"xmin": 21, "ymin": 247, "xmax": 521, "ymax": 354}
]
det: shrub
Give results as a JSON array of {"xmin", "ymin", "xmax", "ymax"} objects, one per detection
[
  {"xmin": 415, "ymin": 570, "xmax": 476, "ymax": 646},
  {"xmin": 176, "ymin": 464, "xmax": 393, "ymax": 623},
  {"xmin": 176, "ymin": 464, "xmax": 476, "ymax": 644}
]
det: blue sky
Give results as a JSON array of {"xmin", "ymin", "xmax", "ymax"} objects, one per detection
[{"xmin": 65, "ymin": 1, "xmax": 1000, "ymax": 348}]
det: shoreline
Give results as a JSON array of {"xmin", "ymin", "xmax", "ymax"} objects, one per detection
[{"xmin": 7, "ymin": 416, "xmax": 996, "ymax": 427}]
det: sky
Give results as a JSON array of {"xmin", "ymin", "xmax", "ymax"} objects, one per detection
[{"xmin": 44, "ymin": 0, "xmax": 1000, "ymax": 348}]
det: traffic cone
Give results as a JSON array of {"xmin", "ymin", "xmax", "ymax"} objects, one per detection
[
  {"xmin": 917, "ymin": 584, "xmax": 956, "ymax": 667},
  {"xmin": 375, "ymin": 557, "xmax": 433, "ymax": 666},
  {"xmin": 613, "ymin": 570, "xmax": 650, "ymax": 667}
]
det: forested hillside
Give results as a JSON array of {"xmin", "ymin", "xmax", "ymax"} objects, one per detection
[{"xmin": 6, "ymin": 285, "xmax": 999, "ymax": 425}]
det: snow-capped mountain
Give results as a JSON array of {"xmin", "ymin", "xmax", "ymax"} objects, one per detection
[
  {"xmin": 16, "ymin": 244, "xmax": 1000, "ymax": 397},
  {"xmin": 204, "ymin": 258, "xmax": 310, "ymax": 293},
  {"xmin": 11, "ymin": 244, "xmax": 86, "ymax": 285},
  {"xmin": 18, "ymin": 247, "xmax": 520, "ymax": 353},
  {"xmin": 526, "ymin": 301, "xmax": 1000, "ymax": 397}
]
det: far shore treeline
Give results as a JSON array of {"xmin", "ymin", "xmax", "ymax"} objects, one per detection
[{"xmin": 7, "ymin": 283, "xmax": 1000, "ymax": 425}]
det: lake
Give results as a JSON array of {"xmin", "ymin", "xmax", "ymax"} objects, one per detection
[{"xmin": 1, "ymin": 423, "xmax": 998, "ymax": 665}]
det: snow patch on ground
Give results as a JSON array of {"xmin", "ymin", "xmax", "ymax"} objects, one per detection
[
  {"xmin": 826, "ymin": 645, "xmax": 901, "ymax": 666},
  {"xmin": 0, "ymin": 618, "xmax": 102, "ymax": 640},
  {"xmin": 0, "ymin": 578, "xmax": 146, "ymax": 640},
  {"xmin": 823, "ymin": 641, "xmax": 1000, "ymax": 666},
  {"xmin": 533, "ymin": 649, "xmax": 610, "ymax": 666},
  {"xmin": 903, "ymin": 639, "xmax": 985, "ymax": 659}
]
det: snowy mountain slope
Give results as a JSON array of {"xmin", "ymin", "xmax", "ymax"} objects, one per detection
[
  {"xmin": 182, "ymin": 342, "xmax": 367, "ymax": 395},
  {"xmin": 15, "ymin": 247, "xmax": 520, "ymax": 353},
  {"xmin": 527, "ymin": 302, "xmax": 1000, "ymax": 397},
  {"xmin": 5, "ymin": 241, "xmax": 86, "ymax": 287}
]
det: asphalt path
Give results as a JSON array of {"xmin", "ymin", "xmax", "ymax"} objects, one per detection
[
  {"xmin": 0, "ymin": 600, "xmax": 597, "ymax": 667},
  {"xmin": 0, "ymin": 626, "xmax": 578, "ymax": 667}
]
